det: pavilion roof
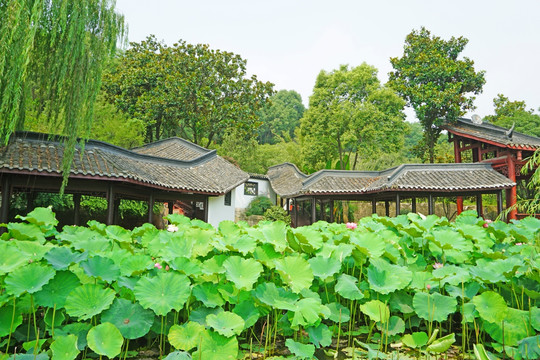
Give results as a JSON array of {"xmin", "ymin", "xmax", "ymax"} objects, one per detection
[
  {"xmin": 267, "ymin": 162, "xmax": 515, "ymax": 198},
  {"xmin": 0, "ymin": 132, "xmax": 248, "ymax": 194},
  {"xmin": 443, "ymin": 117, "xmax": 540, "ymax": 150}
]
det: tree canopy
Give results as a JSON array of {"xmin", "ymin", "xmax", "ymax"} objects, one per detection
[
  {"xmin": 389, "ymin": 27, "xmax": 485, "ymax": 163},
  {"xmin": 300, "ymin": 63, "xmax": 407, "ymax": 172},
  {"xmin": 484, "ymin": 94, "xmax": 540, "ymax": 137},
  {"xmin": 102, "ymin": 35, "xmax": 274, "ymax": 147},
  {"xmin": 257, "ymin": 89, "xmax": 305, "ymax": 144}
]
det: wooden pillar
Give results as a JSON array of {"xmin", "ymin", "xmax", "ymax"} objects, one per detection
[
  {"xmin": 26, "ymin": 192, "xmax": 36, "ymax": 213},
  {"xmin": 319, "ymin": 200, "xmax": 324, "ymax": 221},
  {"xmin": 506, "ymin": 155, "xmax": 517, "ymax": 221},
  {"xmin": 148, "ymin": 192, "xmax": 154, "ymax": 224},
  {"xmin": 280, "ymin": 197, "xmax": 284, "ymax": 208},
  {"xmin": 1, "ymin": 175, "xmax": 12, "ymax": 228},
  {"xmin": 371, "ymin": 199, "xmax": 377, "ymax": 215},
  {"xmin": 168, "ymin": 201, "xmax": 174, "ymax": 215},
  {"xmin": 476, "ymin": 194, "xmax": 483, "ymax": 218},
  {"xmin": 428, "ymin": 195, "xmax": 434, "ymax": 215},
  {"xmin": 113, "ymin": 198, "xmax": 121, "ymax": 224},
  {"xmin": 412, "ymin": 197, "xmax": 417, "ymax": 213},
  {"xmin": 73, "ymin": 194, "xmax": 81, "ymax": 226},
  {"xmin": 454, "ymin": 140, "xmax": 464, "ymax": 215},
  {"xmin": 311, "ymin": 197, "xmax": 316, "ymax": 224},
  {"xmin": 329, "ymin": 200, "xmax": 334, "ymax": 223},
  {"xmin": 497, "ymin": 190, "xmax": 504, "ymax": 221},
  {"xmin": 395, "ymin": 194, "xmax": 400, "ymax": 217},
  {"xmin": 294, "ymin": 199, "xmax": 298, "ymax": 228},
  {"xmin": 203, "ymin": 197, "xmax": 208, "ymax": 223},
  {"xmin": 106, "ymin": 184, "xmax": 115, "ymax": 225},
  {"xmin": 385, "ymin": 200, "xmax": 390, "ymax": 217}
]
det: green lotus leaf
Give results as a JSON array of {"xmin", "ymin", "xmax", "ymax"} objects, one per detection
[
  {"xmin": 232, "ymin": 300, "xmax": 260, "ymax": 329},
  {"xmin": 165, "ymin": 213, "xmax": 192, "ymax": 226},
  {"xmin": 206, "ymin": 311, "xmax": 245, "ymax": 337},
  {"xmin": 192, "ymin": 330, "xmax": 238, "ymax": 360},
  {"xmin": 0, "ymin": 242, "xmax": 28, "ymax": 275},
  {"xmin": 201, "ymin": 255, "xmax": 227, "ymax": 275},
  {"xmin": 57, "ymin": 227, "xmax": 112, "ymax": 253},
  {"xmin": 350, "ymin": 231, "xmax": 386, "ymax": 258},
  {"xmin": 402, "ymin": 332, "xmax": 429, "ymax": 348},
  {"xmin": 326, "ymin": 302, "xmax": 350, "ymax": 323},
  {"xmin": 5, "ymin": 262, "xmax": 56, "ymax": 296},
  {"xmin": 461, "ymin": 303, "xmax": 478, "ymax": 323},
  {"xmin": 367, "ymin": 258, "xmax": 412, "ymax": 295},
  {"xmin": 64, "ymin": 284, "xmax": 115, "ymax": 320},
  {"xmin": 44, "ymin": 247, "xmax": 87, "ymax": 270},
  {"xmin": 306, "ymin": 323, "xmax": 332, "ymax": 348},
  {"xmin": 293, "ymin": 227, "xmax": 324, "ymax": 253},
  {"xmin": 473, "ymin": 344, "xmax": 493, "ymax": 360},
  {"xmin": 134, "ymin": 271, "xmax": 191, "ymax": 316},
  {"xmin": 483, "ymin": 308, "xmax": 534, "ymax": 347},
  {"xmin": 222, "ymin": 256, "xmax": 263, "ymax": 291},
  {"xmin": 413, "ymin": 292, "xmax": 457, "ymax": 322},
  {"xmin": 390, "ymin": 291, "xmax": 414, "ymax": 314},
  {"xmin": 23, "ymin": 339, "xmax": 47, "ymax": 352},
  {"xmin": 285, "ymin": 338, "xmax": 315, "ymax": 359},
  {"xmin": 308, "ymin": 256, "xmax": 341, "ymax": 281},
  {"xmin": 192, "ymin": 282, "xmax": 225, "ymax": 308},
  {"xmin": 457, "ymin": 224, "xmax": 494, "ymax": 252},
  {"xmin": 54, "ymin": 322, "xmax": 92, "ymax": 350},
  {"xmin": 335, "ymin": 274, "xmax": 364, "ymax": 300},
  {"xmin": 260, "ymin": 221, "xmax": 289, "ymax": 252},
  {"xmin": 329, "ymin": 243, "xmax": 355, "ymax": 263},
  {"xmin": 101, "ymin": 298, "xmax": 154, "ymax": 339},
  {"xmin": 470, "ymin": 257, "xmax": 523, "ymax": 283},
  {"xmin": 377, "ymin": 316, "xmax": 405, "ymax": 336},
  {"xmin": 189, "ymin": 306, "xmax": 224, "ymax": 326},
  {"xmin": 254, "ymin": 282, "xmax": 298, "ymax": 311},
  {"xmin": 44, "ymin": 307, "xmax": 65, "ymax": 328},
  {"xmin": 291, "ymin": 297, "xmax": 329, "ymax": 330},
  {"xmin": 118, "ymin": 254, "xmax": 154, "ymax": 276},
  {"xmin": 16, "ymin": 206, "xmax": 58, "ymax": 227},
  {"xmin": 168, "ymin": 321, "xmax": 205, "ymax": 351},
  {"xmin": 185, "ymin": 227, "xmax": 214, "ymax": 257},
  {"xmin": 228, "ymin": 234, "xmax": 258, "ymax": 255},
  {"xmin": 86, "ymin": 322, "xmax": 123, "ymax": 358},
  {"xmin": 431, "ymin": 265, "xmax": 471, "ymax": 286},
  {"xmin": 427, "ymin": 228, "xmax": 473, "ymax": 253},
  {"xmin": 531, "ymin": 307, "xmax": 540, "ymax": 331},
  {"xmin": 0, "ymin": 303, "xmax": 23, "ymax": 337},
  {"xmin": 160, "ymin": 235, "xmax": 194, "ymax": 262},
  {"xmin": 7, "ymin": 222, "xmax": 46, "ymax": 243},
  {"xmin": 169, "ymin": 257, "xmax": 202, "ymax": 277},
  {"xmin": 252, "ymin": 243, "xmax": 281, "ymax": 269},
  {"xmin": 34, "ymin": 270, "xmax": 81, "ymax": 308},
  {"xmin": 80, "ymin": 255, "xmax": 121, "ymax": 283},
  {"xmin": 163, "ymin": 351, "xmax": 192, "ymax": 360},
  {"xmin": 445, "ymin": 282, "xmax": 480, "ymax": 300},
  {"xmin": 518, "ymin": 335, "xmax": 540, "ymax": 360},
  {"xmin": 15, "ymin": 241, "xmax": 52, "ymax": 263},
  {"xmin": 472, "ymin": 291, "xmax": 508, "ymax": 324},
  {"xmin": 360, "ymin": 300, "xmax": 390, "ymax": 324},
  {"xmin": 50, "ymin": 334, "xmax": 79, "ymax": 360},
  {"xmin": 426, "ymin": 333, "xmax": 456, "ymax": 353},
  {"xmin": 105, "ymin": 225, "xmax": 132, "ymax": 243},
  {"xmin": 274, "ymin": 255, "xmax": 314, "ymax": 293}
]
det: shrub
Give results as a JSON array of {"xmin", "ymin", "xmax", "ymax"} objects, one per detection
[
  {"xmin": 245, "ymin": 196, "xmax": 274, "ymax": 216},
  {"xmin": 263, "ymin": 205, "xmax": 291, "ymax": 223}
]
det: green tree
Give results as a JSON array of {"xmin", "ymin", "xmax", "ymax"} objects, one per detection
[
  {"xmin": 389, "ymin": 27, "xmax": 486, "ymax": 163},
  {"xmin": 484, "ymin": 94, "xmax": 540, "ymax": 137},
  {"xmin": 300, "ymin": 63, "xmax": 407, "ymax": 172},
  {"xmin": 257, "ymin": 89, "xmax": 305, "ymax": 144},
  {"xmin": 103, "ymin": 35, "xmax": 274, "ymax": 146},
  {"xmin": 0, "ymin": 0, "xmax": 125, "ymax": 182}
]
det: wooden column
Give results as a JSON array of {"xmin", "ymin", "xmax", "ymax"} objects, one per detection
[
  {"xmin": 73, "ymin": 194, "xmax": 81, "ymax": 226},
  {"xmin": 454, "ymin": 138, "xmax": 464, "ymax": 215},
  {"xmin": 428, "ymin": 195, "xmax": 434, "ymax": 215},
  {"xmin": 476, "ymin": 194, "xmax": 483, "ymax": 218},
  {"xmin": 148, "ymin": 192, "xmax": 154, "ymax": 224},
  {"xmin": 294, "ymin": 199, "xmax": 298, "ymax": 228},
  {"xmin": 385, "ymin": 201, "xmax": 390, "ymax": 217},
  {"xmin": 412, "ymin": 197, "xmax": 417, "ymax": 213},
  {"xmin": 26, "ymin": 192, "xmax": 36, "ymax": 213},
  {"xmin": 497, "ymin": 190, "xmax": 504, "ymax": 221},
  {"xmin": 319, "ymin": 200, "xmax": 324, "ymax": 221},
  {"xmin": 506, "ymin": 155, "xmax": 517, "ymax": 221},
  {"xmin": 168, "ymin": 201, "xmax": 174, "ymax": 215},
  {"xmin": 329, "ymin": 200, "xmax": 334, "ymax": 223},
  {"xmin": 203, "ymin": 197, "xmax": 208, "ymax": 223},
  {"xmin": 113, "ymin": 199, "xmax": 121, "ymax": 225},
  {"xmin": 1, "ymin": 175, "xmax": 12, "ymax": 228},
  {"xmin": 106, "ymin": 184, "xmax": 115, "ymax": 225},
  {"xmin": 395, "ymin": 194, "xmax": 400, "ymax": 217},
  {"xmin": 311, "ymin": 197, "xmax": 316, "ymax": 224},
  {"xmin": 371, "ymin": 199, "xmax": 377, "ymax": 215}
]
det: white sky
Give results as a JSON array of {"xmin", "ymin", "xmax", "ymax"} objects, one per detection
[{"xmin": 115, "ymin": 0, "xmax": 540, "ymax": 121}]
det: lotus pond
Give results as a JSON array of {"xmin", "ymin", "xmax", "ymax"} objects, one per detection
[{"xmin": 0, "ymin": 207, "xmax": 539, "ymax": 360}]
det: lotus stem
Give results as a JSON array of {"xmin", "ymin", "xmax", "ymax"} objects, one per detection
[
  {"xmin": 30, "ymin": 295, "xmax": 39, "ymax": 343},
  {"xmin": 123, "ymin": 339, "xmax": 130, "ymax": 360},
  {"xmin": 51, "ymin": 304, "xmax": 56, "ymax": 337},
  {"xmin": 5, "ymin": 298, "xmax": 16, "ymax": 353},
  {"xmin": 336, "ymin": 309, "xmax": 342, "ymax": 356}
]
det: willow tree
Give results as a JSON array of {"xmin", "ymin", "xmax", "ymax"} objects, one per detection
[{"xmin": 0, "ymin": 0, "xmax": 125, "ymax": 181}]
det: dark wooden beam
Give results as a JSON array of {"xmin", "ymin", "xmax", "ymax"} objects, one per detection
[
  {"xmin": 428, "ymin": 195, "xmax": 434, "ymax": 215},
  {"xmin": 395, "ymin": 194, "xmax": 400, "ymax": 217},
  {"xmin": 371, "ymin": 199, "xmax": 377, "ymax": 215},
  {"xmin": 73, "ymin": 193, "xmax": 81, "ymax": 226},
  {"xmin": 106, "ymin": 184, "xmax": 115, "ymax": 225},
  {"xmin": 168, "ymin": 201, "xmax": 174, "ymax": 215},
  {"xmin": 1, "ymin": 175, "xmax": 12, "ymax": 227},
  {"xmin": 26, "ymin": 192, "xmax": 35, "ymax": 213},
  {"xmin": 385, "ymin": 200, "xmax": 390, "ymax": 217},
  {"xmin": 497, "ymin": 190, "xmax": 504, "ymax": 221},
  {"xmin": 311, "ymin": 197, "xmax": 316, "ymax": 224},
  {"xmin": 148, "ymin": 192, "xmax": 155, "ymax": 224},
  {"xmin": 329, "ymin": 200, "xmax": 334, "ymax": 223},
  {"xmin": 411, "ymin": 197, "xmax": 417, "ymax": 213},
  {"xmin": 476, "ymin": 194, "xmax": 483, "ymax": 218}
]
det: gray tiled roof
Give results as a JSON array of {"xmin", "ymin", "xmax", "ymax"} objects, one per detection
[
  {"xmin": 132, "ymin": 137, "xmax": 210, "ymax": 161},
  {"xmin": 444, "ymin": 118, "xmax": 540, "ymax": 150},
  {"xmin": 267, "ymin": 162, "xmax": 515, "ymax": 197},
  {"xmin": 0, "ymin": 132, "xmax": 248, "ymax": 194}
]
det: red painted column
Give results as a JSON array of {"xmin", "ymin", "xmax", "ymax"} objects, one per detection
[
  {"xmin": 506, "ymin": 155, "xmax": 517, "ymax": 221},
  {"xmin": 453, "ymin": 138, "xmax": 464, "ymax": 214}
]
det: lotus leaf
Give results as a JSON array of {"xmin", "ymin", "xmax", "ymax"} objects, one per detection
[
  {"xmin": 105, "ymin": 225, "xmax": 132, "ymax": 243},
  {"xmin": 165, "ymin": 213, "xmax": 191, "ymax": 226},
  {"xmin": 308, "ymin": 256, "xmax": 341, "ymax": 281},
  {"xmin": 293, "ymin": 227, "xmax": 324, "ymax": 253},
  {"xmin": 431, "ymin": 265, "xmax": 471, "ymax": 286},
  {"xmin": 329, "ymin": 243, "xmax": 355, "ymax": 263},
  {"xmin": 119, "ymin": 254, "xmax": 154, "ymax": 276},
  {"xmin": 64, "ymin": 284, "xmax": 115, "ymax": 320},
  {"xmin": 16, "ymin": 207, "xmax": 58, "ymax": 227},
  {"xmin": 86, "ymin": 322, "xmax": 123, "ymax": 358},
  {"xmin": 168, "ymin": 321, "xmax": 205, "ymax": 351},
  {"xmin": 402, "ymin": 332, "xmax": 429, "ymax": 348},
  {"xmin": 206, "ymin": 311, "xmax": 245, "ymax": 337},
  {"xmin": 54, "ymin": 322, "xmax": 92, "ymax": 350},
  {"xmin": 307, "ymin": 323, "xmax": 332, "ymax": 348},
  {"xmin": 163, "ymin": 351, "xmax": 192, "ymax": 360},
  {"xmin": 7, "ymin": 222, "xmax": 46, "ymax": 243},
  {"xmin": 360, "ymin": 300, "xmax": 390, "ymax": 323},
  {"xmin": 6, "ymin": 353, "xmax": 49, "ymax": 360},
  {"xmin": 252, "ymin": 243, "xmax": 282, "ymax": 268},
  {"xmin": 185, "ymin": 227, "xmax": 214, "ymax": 257},
  {"xmin": 426, "ymin": 333, "xmax": 455, "ymax": 353},
  {"xmin": 50, "ymin": 335, "xmax": 79, "ymax": 360},
  {"xmin": 367, "ymin": 258, "xmax": 412, "ymax": 294},
  {"xmin": 44, "ymin": 247, "xmax": 87, "ymax": 270},
  {"xmin": 189, "ymin": 306, "xmax": 224, "ymax": 326},
  {"xmin": 58, "ymin": 227, "xmax": 112, "ymax": 253},
  {"xmin": 0, "ymin": 303, "xmax": 23, "ymax": 337},
  {"xmin": 44, "ymin": 307, "xmax": 65, "ymax": 328},
  {"xmin": 291, "ymin": 297, "xmax": 329, "ymax": 330},
  {"xmin": 192, "ymin": 330, "xmax": 238, "ymax": 360},
  {"xmin": 445, "ymin": 282, "xmax": 480, "ymax": 300},
  {"xmin": 285, "ymin": 339, "xmax": 315, "ymax": 359},
  {"xmin": 0, "ymin": 242, "xmax": 28, "ymax": 275},
  {"xmin": 470, "ymin": 257, "xmax": 523, "ymax": 283},
  {"xmin": 160, "ymin": 235, "xmax": 194, "ymax": 262},
  {"xmin": 518, "ymin": 335, "xmax": 540, "ymax": 360},
  {"xmin": 192, "ymin": 282, "xmax": 226, "ymax": 308},
  {"xmin": 222, "ymin": 256, "xmax": 263, "ymax": 290},
  {"xmin": 413, "ymin": 292, "xmax": 457, "ymax": 322},
  {"xmin": 201, "ymin": 255, "xmax": 227, "ymax": 275},
  {"xmin": 326, "ymin": 302, "xmax": 350, "ymax": 323},
  {"xmin": 15, "ymin": 241, "xmax": 52, "ymax": 263},
  {"xmin": 258, "ymin": 221, "xmax": 289, "ymax": 252},
  {"xmin": 335, "ymin": 274, "xmax": 364, "ymax": 300},
  {"xmin": 472, "ymin": 291, "xmax": 508, "ymax": 324},
  {"xmin": 5, "ymin": 262, "xmax": 56, "ymax": 296},
  {"xmin": 389, "ymin": 291, "xmax": 414, "ymax": 314},
  {"xmin": 531, "ymin": 307, "xmax": 540, "ymax": 331},
  {"xmin": 457, "ymin": 224, "xmax": 494, "ymax": 251},
  {"xmin": 169, "ymin": 257, "xmax": 202, "ymax": 277},
  {"xmin": 134, "ymin": 271, "xmax": 191, "ymax": 316},
  {"xmin": 377, "ymin": 315, "xmax": 405, "ymax": 336},
  {"xmin": 101, "ymin": 298, "xmax": 154, "ymax": 339},
  {"xmin": 254, "ymin": 282, "xmax": 298, "ymax": 311},
  {"xmin": 483, "ymin": 308, "xmax": 534, "ymax": 347},
  {"xmin": 349, "ymin": 231, "xmax": 387, "ymax": 258},
  {"xmin": 232, "ymin": 300, "xmax": 260, "ymax": 329},
  {"xmin": 274, "ymin": 255, "xmax": 313, "ymax": 293},
  {"xmin": 80, "ymin": 255, "xmax": 121, "ymax": 283}
]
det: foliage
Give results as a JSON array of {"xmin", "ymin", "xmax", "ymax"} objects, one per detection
[
  {"xmin": 102, "ymin": 35, "xmax": 274, "ymax": 146},
  {"xmin": 0, "ymin": 207, "xmax": 538, "ymax": 360},
  {"xmin": 515, "ymin": 149, "xmax": 540, "ymax": 215},
  {"xmin": 484, "ymin": 94, "xmax": 540, "ymax": 137},
  {"xmin": 245, "ymin": 196, "xmax": 274, "ymax": 216},
  {"xmin": 389, "ymin": 27, "xmax": 486, "ymax": 163},
  {"xmin": 301, "ymin": 63, "xmax": 407, "ymax": 172},
  {"xmin": 257, "ymin": 89, "xmax": 305, "ymax": 144},
  {"xmin": 0, "ymin": 0, "xmax": 125, "ymax": 189},
  {"xmin": 263, "ymin": 206, "xmax": 291, "ymax": 223}
]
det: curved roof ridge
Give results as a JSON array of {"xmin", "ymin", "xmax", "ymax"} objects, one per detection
[{"xmin": 268, "ymin": 162, "xmax": 309, "ymax": 178}]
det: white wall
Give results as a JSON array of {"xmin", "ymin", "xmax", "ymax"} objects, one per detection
[
  {"xmin": 235, "ymin": 178, "xmax": 276, "ymax": 209},
  {"xmin": 207, "ymin": 188, "xmax": 236, "ymax": 228}
]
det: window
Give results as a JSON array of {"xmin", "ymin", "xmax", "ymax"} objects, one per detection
[
  {"xmin": 224, "ymin": 191, "xmax": 231, "ymax": 206},
  {"xmin": 244, "ymin": 182, "xmax": 258, "ymax": 196}
]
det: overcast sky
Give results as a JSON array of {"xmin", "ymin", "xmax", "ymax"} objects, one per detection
[{"xmin": 115, "ymin": 0, "xmax": 540, "ymax": 122}]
